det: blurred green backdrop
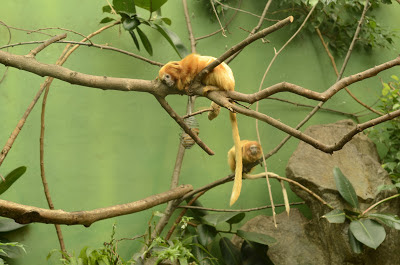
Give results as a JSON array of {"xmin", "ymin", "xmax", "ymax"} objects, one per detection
[{"xmin": 0, "ymin": 0, "xmax": 399, "ymax": 264}]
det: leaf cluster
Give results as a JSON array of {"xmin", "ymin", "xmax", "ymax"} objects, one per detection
[
  {"xmin": 101, "ymin": 0, "xmax": 188, "ymax": 57},
  {"xmin": 274, "ymin": 0, "xmax": 397, "ymax": 56},
  {"xmin": 368, "ymin": 75, "xmax": 400, "ymax": 188},
  {"xmin": 48, "ymin": 224, "xmax": 135, "ymax": 265},
  {"xmin": 0, "ymin": 167, "xmax": 27, "ymax": 265},
  {"xmin": 322, "ymin": 167, "xmax": 400, "ymax": 253}
]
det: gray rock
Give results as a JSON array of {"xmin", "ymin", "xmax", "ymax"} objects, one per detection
[{"xmin": 233, "ymin": 120, "xmax": 400, "ymax": 264}]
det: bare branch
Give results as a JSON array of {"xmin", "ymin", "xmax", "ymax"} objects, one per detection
[
  {"xmin": 155, "ymin": 96, "xmax": 214, "ymax": 155},
  {"xmin": 193, "ymin": 16, "xmax": 293, "ymax": 87},
  {"xmin": 0, "ymin": 185, "xmax": 193, "ymax": 227},
  {"xmin": 27, "ymin": 34, "xmax": 67, "ymax": 57},
  {"xmin": 178, "ymin": 201, "xmax": 305, "ymax": 213},
  {"xmin": 0, "ymin": 40, "xmax": 163, "ymax": 67},
  {"xmin": 182, "ymin": 0, "xmax": 196, "ymax": 53},
  {"xmin": 315, "ymin": 27, "xmax": 383, "ymax": 116}
]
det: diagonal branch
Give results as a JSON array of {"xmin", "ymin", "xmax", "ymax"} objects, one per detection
[
  {"xmin": 155, "ymin": 96, "xmax": 214, "ymax": 155},
  {"xmin": 0, "ymin": 185, "xmax": 193, "ymax": 227},
  {"xmin": 193, "ymin": 16, "xmax": 293, "ymax": 87}
]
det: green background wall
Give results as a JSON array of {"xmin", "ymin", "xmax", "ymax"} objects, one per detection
[{"xmin": 0, "ymin": 0, "xmax": 399, "ymax": 264}]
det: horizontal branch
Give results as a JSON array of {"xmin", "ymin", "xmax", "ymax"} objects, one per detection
[
  {"xmin": 0, "ymin": 184, "xmax": 192, "ymax": 227},
  {"xmin": 0, "ymin": 50, "xmax": 162, "ymax": 95},
  {"xmin": 227, "ymin": 55, "xmax": 400, "ymax": 103}
]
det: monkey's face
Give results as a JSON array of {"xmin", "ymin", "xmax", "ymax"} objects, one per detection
[
  {"xmin": 158, "ymin": 62, "xmax": 181, "ymax": 88},
  {"xmin": 243, "ymin": 142, "xmax": 262, "ymax": 162}
]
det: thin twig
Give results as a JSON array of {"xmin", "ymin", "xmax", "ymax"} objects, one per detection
[
  {"xmin": 165, "ymin": 190, "xmax": 206, "ymax": 241},
  {"xmin": 178, "ymin": 201, "xmax": 305, "ymax": 212},
  {"xmin": 182, "ymin": 108, "xmax": 212, "ymax": 119},
  {"xmin": 226, "ymin": 0, "xmax": 272, "ymax": 64},
  {"xmin": 28, "ymin": 27, "xmax": 94, "ymax": 45},
  {"xmin": 245, "ymin": 172, "xmax": 332, "ymax": 208},
  {"xmin": 28, "ymin": 34, "xmax": 67, "ymax": 57},
  {"xmin": 0, "ymin": 40, "xmax": 162, "ymax": 67},
  {"xmin": 210, "ymin": 0, "xmax": 226, "ymax": 37},
  {"xmin": 195, "ymin": 0, "xmax": 242, "ymax": 41},
  {"xmin": 214, "ymin": 0, "xmax": 276, "ymax": 21},
  {"xmin": 315, "ymin": 27, "xmax": 382, "ymax": 116},
  {"xmin": 193, "ymin": 16, "xmax": 293, "ymax": 87},
  {"xmin": 265, "ymin": 0, "xmax": 371, "ymax": 159},
  {"xmin": 182, "ymin": 0, "xmax": 196, "ymax": 52}
]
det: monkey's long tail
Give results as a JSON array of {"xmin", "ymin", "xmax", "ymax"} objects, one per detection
[{"xmin": 229, "ymin": 111, "xmax": 242, "ymax": 206}]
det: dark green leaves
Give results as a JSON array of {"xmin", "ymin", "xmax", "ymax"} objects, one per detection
[
  {"xmin": 349, "ymin": 219, "xmax": 386, "ymax": 249},
  {"xmin": 219, "ymin": 238, "xmax": 241, "ymax": 265},
  {"xmin": 154, "ymin": 24, "xmax": 188, "ymax": 58},
  {"xmin": 197, "ymin": 224, "xmax": 217, "ymax": 247},
  {"xmin": 322, "ymin": 209, "xmax": 346, "ymax": 223},
  {"xmin": 100, "ymin": 0, "xmax": 187, "ymax": 57},
  {"xmin": 333, "ymin": 167, "xmax": 359, "ymax": 209},
  {"xmin": 0, "ymin": 166, "xmax": 26, "ymax": 195},
  {"xmin": 348, "ymin": 229, "xmax": 363, "ymax": 254},
  {"xmin": 135, "ymin": 0, "xmax": 168, "ymax": 13},
  {"xmin": 369, "ymin": 213, "xmax": 400, "ymax": 230}
]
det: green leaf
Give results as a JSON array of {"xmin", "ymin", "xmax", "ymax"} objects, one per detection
[
  {"xmin": 113, "ymin": 0, "xmax": 136, "ymax": 15},
  {"xmin": 100, "ymin": 17, "xmax": 115, "ymax": 24},
  {"xmin": 161, "ymin": 17, "xmax": 172, "ymax": 25},
  {"xmin": 136, "ymin": 27, "xmax": 153, "ymax": 55},
  {"xmin": 382, "ymin": 83, "xmax": 390, "ymax": 96},
  {"xmin": 197, "ymin": 224, "xmax": 217, "ymax": 246},
  {"xmin": 0, "ymin": 217, "xmax": 26, "ymax": 232},
  {"xmin": 154, "ymin": 24, "xmax": 188, "ymax": 58},
  {"xmin": 129, "ymin": 30, "xmax": 140, "ymax": 50},
  {"xmin": 309, "ymin": 0, "xmax": 319, "ymax": 6},
  {"xmin": 333, "ymin": 167, "xmax": 359, "ymax": 209},
  {"xmin": 122, "ymin": 15, "xmax": 141, "ymax": 31},
  {"xmin": 135, "ymin": 0, "xmax": 168, "ymax": 12},
  {"xmin": 191, "ymin": 238, "xmax": 214, "ymax": 265},
  {"xmin": 0, "ymin": 166, "xmax": 26, "ymax": 195},
  {"xmin": 349, "ymin": 219, "xmax": 386, "ymax": 249},
  {"xmin": 102, "ymin": 5, "xmax": 112, "ymax": 13},
  {"xmin": 202, "ymin": 212, "xmax": 245, "ymax": 226},
  {"xmin": 219, "ymin": 237, "xmax": 241, "ymax": 265},
  {"xmin": 348, "ymin": 228, "xmax": 363, "ymax": 254},
  {"xmin": 236, "ymin": 230, "xmax": 276, "ymax": 245},
  {"xmin": 369, "ymin": 213, "xmax": 400, "ymax": 230},
  {"xmin": 322, "ymin": 209, "xmax": 346, "ymax": 223},
  {"xmin": 391, "ymin": 75, "xmax": 399, "ymax": 81},
  {"xmin": 0, "ymin": 240, "xmax": 26, "ymax": 259}
]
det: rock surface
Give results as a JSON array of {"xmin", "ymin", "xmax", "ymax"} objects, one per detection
[{"xmin": 233, "ymin": 120, "xmax": 400, "ymax": 264}]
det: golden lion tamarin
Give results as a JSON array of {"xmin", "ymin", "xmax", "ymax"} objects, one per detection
[
  {"xmin": 228, "ymin": 140, "xmax": 262, "ymax": 177},
  {"xmin": 158, "ymin": 53, "xmax": 242, "ymax": 205}
]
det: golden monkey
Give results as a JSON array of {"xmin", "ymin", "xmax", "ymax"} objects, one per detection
[
  {"xmin": 158, "ymin": 53, "xmax": 242, "ymax": 205},
  {"xmin": 228, "ymin": 140, "xmax": 262, "ymax": 178}
]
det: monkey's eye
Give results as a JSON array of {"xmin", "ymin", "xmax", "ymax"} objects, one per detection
[{"xmin": 162, "ymin": 73, "xmax": 175, "ymax": 87}]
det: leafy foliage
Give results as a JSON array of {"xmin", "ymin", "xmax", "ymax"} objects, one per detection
[
  {"xmin": 273, "ymin": 0, "xmax": 397, "ymax": 56},
  {"xmin": 368, "ymin": 75, "xmax": 400, "ymax": 186},
  {"xmin": 0, "ymin": 167, "xmax": 27, "ymax": 264},
  {"xmin": 48, "ymin": 224, "xmax": 135, "ymax": 265},
  {"xmin": 100, "ymin": 0, "xmax": 188, "ymax": 57},
  {"xmin": 324, "ymin": 167, "xmax": 400, "ymax": 253}
]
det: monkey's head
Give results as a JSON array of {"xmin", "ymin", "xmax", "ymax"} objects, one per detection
[
  {"xmin": 158, "ymin": 61, "xmax": 181, "ymax": 89},
  {"xmin": 243, "ymin": 141, "xmax": 262, "ymax": 163}
]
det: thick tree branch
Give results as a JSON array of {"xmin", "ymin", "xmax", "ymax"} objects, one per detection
[
  {"xmin": 193, "ymin": 16, "xmax": 293, "ymax": 87},
  {"xmin": 0, "ymin": 50, "xmax": 158, "ymax": 94},
  {"xmin": 0, "ymin": 185, "xmax": 193, "ymax": 227}
]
